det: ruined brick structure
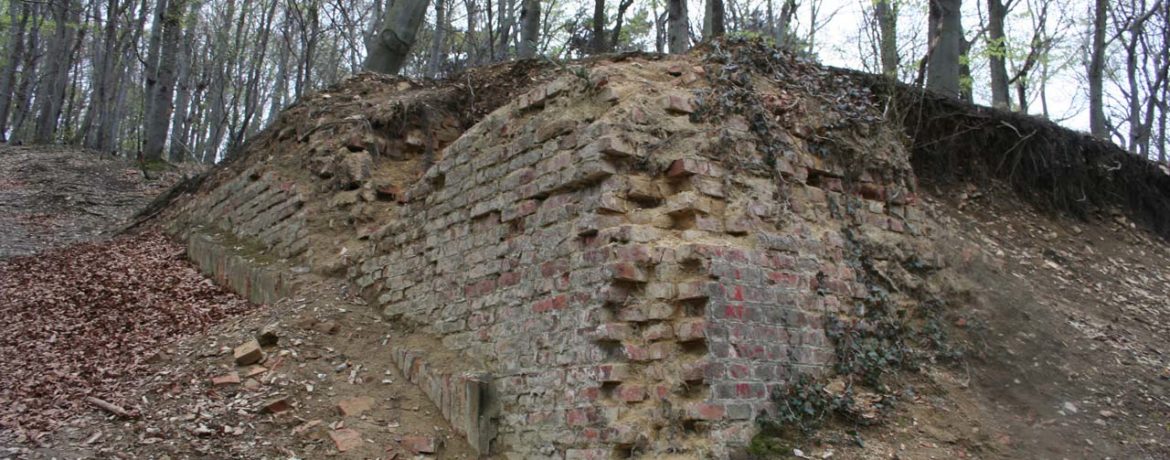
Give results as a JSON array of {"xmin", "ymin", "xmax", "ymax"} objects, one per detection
[{"xmin": 171, "ymin": 56, "xmax": 938, "ymax": 458}]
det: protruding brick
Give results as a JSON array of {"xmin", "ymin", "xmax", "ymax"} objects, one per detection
[
  {"xmin": 598, "ymin": 364, "xmax": 631, "ymax": 382},
  {"xmin": 643, "ymin": 323, "xmax": 674, "ymax": 341},
  {"xmin": 608, "ymin": 263, "xmax": 647, "ymax": 282},
  {"xmin": 676, "ymin": 281, "xmax": 710, "ymax": 300},
  {"xmin": 593, "ymin": 323, "xmax": 634, "ymax": 341},
  {"xmin": 233, "ymin": 339, "xmax": 263, "ymax": 366},
  {"xmin": 663, "ymin": 94, "xmax": 695, "ymax": 114},
  {"xmin": 674, "ymin": 319, "xmax": 707, "ymax": 342}
]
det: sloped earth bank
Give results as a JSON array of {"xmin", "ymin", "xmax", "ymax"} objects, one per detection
[
  {"xmin": 4, "ymin": 41, "xmax": 1170, "ymax": 459},
  {"xmin": 0, "ymin": 145, "xmax": 188, "ymax": 259}
]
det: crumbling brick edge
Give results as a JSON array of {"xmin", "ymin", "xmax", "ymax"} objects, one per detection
[
  {"xmin": 186, "ymin": 232, "xmax": 298, "ymax": 305},
  {"xmin": 391, "ymin": 347, "xmax": 499, "ymax": 455}
]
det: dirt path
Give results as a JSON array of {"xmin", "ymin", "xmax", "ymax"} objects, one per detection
[{"xmin": 0, "ymin": 145, "xmax": 182, "ymax": 259}]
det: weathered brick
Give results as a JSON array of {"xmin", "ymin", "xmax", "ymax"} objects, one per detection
[
  {"xmin": 615, "ymin": 384, "xmax": 646, "ymax": 402},
  {"xmin": 592, "ymin": 323, "xmax": 634, "ymax": 341},
  {"xmin": 683, "ymin": 403, "xmax": 725, "ymax": 421},
  {"xmin": 674, "ymin": 319, "xmax": 707, "ymax": 342}
]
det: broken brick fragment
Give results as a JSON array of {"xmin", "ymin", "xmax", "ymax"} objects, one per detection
[{"xmin": 233, "ymin": 339, "xmax": 263, "ymax": 366}]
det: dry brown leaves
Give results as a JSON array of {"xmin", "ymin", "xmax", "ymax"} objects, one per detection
[{"xmin": 0, "ymin": 231, "xmax": 252, "ymax": 439}]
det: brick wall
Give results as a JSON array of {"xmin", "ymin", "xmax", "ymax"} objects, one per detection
[
  {"xmin": 176, "ymin": 58, "xmax": 937, "ymax": 458},
  {"xmin": 350, "ymin": 61, "xmax": 933, "ymax": 457}
]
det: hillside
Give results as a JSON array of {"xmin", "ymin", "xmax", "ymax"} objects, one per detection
[{"xmin": 2, "ymin": 40, "xmax": 1168, "ymax": 459}]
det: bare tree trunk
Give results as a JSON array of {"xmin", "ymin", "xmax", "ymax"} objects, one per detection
[
  {"xmin": 8, "ymin": 4, "xmax": 42, "ymax": 145},
  {"xmin": 926, "ymin": 0, "xmax": 963, "ymax": 98},
  {"xmin": 465, "ymin": 0, "xmax": 481, "ymax": 64},
  {"xmin": 703, "ymin": 0, "xmax": 725, "ymax": 40},
  {"xmin": 667, "ymin": 0, "xmax": 688, "ymax": 54},
  {"xmin": 495, "ymin": 0, "xmax": 514, "ymax": 59},
  {"xmin": 1088, "ymin": 0, "xmax": 1107, "ymax": 137},
  {"xmin": 365, "ymin": 0, "xmax": 430, "ymax": 74},
  {"xmin": 591, "ymin": 0, "xmax": 606, "ymax": 54},
  {"xmin": 143, "ymin": 0, "xmax": 168, "ymax": 140},
  {"xmin": 517, "ymin": 0, "xmax": 539, "ymax": 58},
  {"xmin": 143, "ymin": 0, "xmax": 187, "ymax": 162},
  {"xmin": 875, "ymin": 0, "xmax": 898, "ymax": 77},
  {"xmin": 654, "ymin": 5, "xmax": 666, "ymax": 54},
  {"xmin": 775, "ymin": 0, "xmax": 797, "ymax": 46},
  {"xmin": 609, "ymin": 0, "xmax": 634, "ymax": 51},
  {"xmin": 169, "ymin": 0, "xmax": 199, "ymax": 162},
  {"xmin": 230, "ymin": 0, "xmax": 278, "ymax": 151},
  {"xmin": 0, "ymin": 1, "xmax": 30, "ymax": 142},
  {"xmin": 427, "ymin": 0, "xmax": 448, "ymax": 75},
  {"xmin": 987, "ymin": 0, "xmax": 1011, "ymax": 109},
  {"xmin": 34, "ymin": 0, "xmax": 81, "ymax": 144}
]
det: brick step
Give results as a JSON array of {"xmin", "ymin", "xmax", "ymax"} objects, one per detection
[
  {"xmin": 185, "ymin": 231, "xmax": 299, "ymax": 305},
  {"xmin": 388, "ymin": 338, "xmax": 498, "ymax": 456}
]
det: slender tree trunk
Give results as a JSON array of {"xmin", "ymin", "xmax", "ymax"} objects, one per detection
[
  {"xmin": 365, "ymin": 0, "xmax": 430, "ymax": 74},
  {"xmin": 517, "ymin": 0, "xmax": 539, "ymax": 58},
  {"xmin": 654, "ymin": 6, "xmax": 666, "ymax": 54},
  {"xmin": 667, "ymin": 0, "xmax": 688, "ymax": 54},
  {"xmin": 703, "ymin": 0, "xmax": 725, "ymax": 40},
  {"xmin": 0, "ymin": 1, "xmax": 30, "ymax": 142},
  {"xmin": 169, "ymin": 0, "xmax": 199, "ymax": 162},
  {"xmin": 143, "ymin": 0, "xmax": 187, "ymax": 162},
  {"xmin": 496, "ymin": 0, "xmax": 514, "ymax": 59},
  {"xmin": 988, "ymin": 0, "xmax": 1011, "ymax": 109},
  {"xmin": 34, "ymin": 0, "xmax": 81, "ymax": 144},
  {"xmin": 775, "ymin": 0, "xmax": 796, "ymax": 46},
  {"xmin": 427, "ymin": 0, "xmax": 448, "ymax": 75},
  {"xmin": 143, "ymin": 0, "xmax": 168, "ymax": 140},
  {"xmin": 926, "ymin": 0, "xmax": 963, "ymax": 98},
  {"xmin": 1088, "ymin": 0, "xmax": 1107, "ymax": 137},
  {"xmin": 8, "ymin": 6, "xmax": 41, "ymax": 145},
  {"xmin": 876, "ymin": 0, "xmax": 898, "ymax": 77},
  {"xmin": 609, "ymin": 0, "xmax": 633, "ymax": 51},
  {"xmin": 591, "ymin": 0, "xmax": 606, "ymax": 54},
  {"xmin": 465, "ymin": 0, "xmax": 481, "ymax": 64}
]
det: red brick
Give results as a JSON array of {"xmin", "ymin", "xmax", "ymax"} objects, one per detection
[
  {"xmin": 532, "ymin": 294, "xmax": 568, "ymax": 313},
  {"xmin": 329, "ymin": 428, "xmax": 362, "ymax": 452},
  {"xmin": 402, "ymin": 435, "xmax": 438, "ymax": 454},
  {"xmin": 260, "ymin": 396, "xmax": 291, "ymax": 414},
  {"xmin": 211, "ymin": 372, "xmax": 241, "ymax": 386},
  {"xmin": 566, "ymin": 407, "xmax": 599, "ymax": 426},
  {"xmin": 609, "ymin": 262, "xmax": 647, "ymax": 282},
  {"xmin": 337, "ymin": 396, "xmax": 375, "ymax": 417},
  {"xmin": 684, "ymin": 403, "xmax": 725, "ymax": 421},
  {"xmin": 663, "ymin": 94, "xmax": 695, "ymax": 114},
  {"xmin": 616, "ymin": 384, "xmax": 646, "ymax": 402}
]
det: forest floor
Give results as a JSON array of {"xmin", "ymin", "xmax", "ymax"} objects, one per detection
[
  {"xmin": 0, "ymin": 145, "xmax": 189, "ymax": 258},
  {"xmin": 0, "ymin": 145, "xmax": 475, "ymax": 459}
]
